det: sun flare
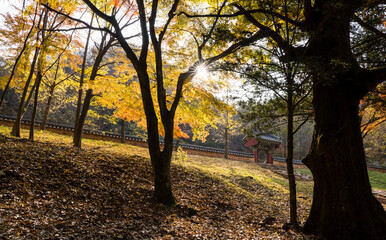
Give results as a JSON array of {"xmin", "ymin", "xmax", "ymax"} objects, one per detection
[{"xmin": 195, "ymin": 64, "xmax": 209, "ymax": 79}]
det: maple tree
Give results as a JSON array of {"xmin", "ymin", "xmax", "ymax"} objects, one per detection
[
  {"xmin": 0, "ymin": 1, "xmax": 79, "ymax": 138},
  {"xmin": 0, "ymin": 6, "xmax": 38, "ymax": 111},
  {"xmin": 51, "ymin": 0, "xmax": 264, "ymax": 204}
]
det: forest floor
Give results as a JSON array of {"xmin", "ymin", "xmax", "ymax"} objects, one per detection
[{"xmin": 0, "ymin": 126, "xmax": 383, "ymax": 239}]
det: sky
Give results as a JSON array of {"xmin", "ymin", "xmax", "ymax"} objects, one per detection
[{"xmin": 0, "ymin": 0, "xmax": 15, "ymax": 22}]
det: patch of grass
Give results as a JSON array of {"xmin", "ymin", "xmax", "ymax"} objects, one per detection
[
  {"xmin": 368, "ymin": 171, "xmax": 386, "ymax": 190},
  {"xmin": 295, "ymin": 168, "xmax": 312, "ymax": 177},
  {"xmin": 295, "ymin": 167, "xmax": 386, "ymax": 191}
]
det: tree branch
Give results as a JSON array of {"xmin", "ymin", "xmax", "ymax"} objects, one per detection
[
  {"xmin": 353, "ymin": 15, "xmax": 386, "ymax": 39},
  {"xmin": 81, "ymin": 0, "xmax": 140, "ymax": 69},
  {"xmin": 360, "ymin": 67, "xmax": 386, "ymax": 97},
  {"xmin": 198, "ymin": 0, "xmax": 228, "ymax": 61},
  {"xmin": 178, "ymin": 7, "xmax": 306, "ymax": 30},
  {"xmin": 233, "ymin": 4, "xmax": 291, "ymax": 53},
  {"xmin": 205, "ymin": 30, "xmax": 267, "ymax": 64},
  {"xmin": 41, "ymin": 3, "xmax": 116, "ymax": 37}
]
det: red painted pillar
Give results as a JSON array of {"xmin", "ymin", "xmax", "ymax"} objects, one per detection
[
  {"xmin": 253, "ymin": 149, "xmax": 260, "ymax": 162},
  {"xmin": 265, "ymin": 150, "xmax": 273, "ymax": 164}
]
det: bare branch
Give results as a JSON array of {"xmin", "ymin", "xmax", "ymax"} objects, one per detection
[
  {"xmin": 293, "ymin": 113, "xmax": 312, "ymax": 135},
  {"xmin": 159, "ymin": 0, "xmax": 179, "ymax": 44},
  {"xmin": 205, "ymin": 30, "xmax": 267, "ymax": 64},
  {"xmin": 360, "ymin": 67, "xmax": 386, "ymax": 98},
  {"xmin": 233, "ymin": 4, "xmax": 291, "ymax": 52},
  {"xmin": 41, "ymin": 3, "xmax": 117, "ymax": 37},
  {"xmin": 353, "ymin": 15, "xmax": 386, "ymax": 39},
  {"xmin": 178, "ymin": 7, "xmax": 306, "ymax": 30},
  {"xmin": 81, "ymin": 0, "xmax": 140, "ymax": 68},
  {"xmin": 198, "ymin": 0, "xmax": 228, "ymax": 61}
]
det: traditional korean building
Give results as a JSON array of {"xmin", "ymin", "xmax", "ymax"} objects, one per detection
[{"xmin": 243, "ymin": 134, "xmax": 281, "ymax": 164}]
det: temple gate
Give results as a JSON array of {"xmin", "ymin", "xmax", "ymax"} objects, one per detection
[{"xmin": 243, "ymin": 134, "xmax": 281, "ymax": 164}]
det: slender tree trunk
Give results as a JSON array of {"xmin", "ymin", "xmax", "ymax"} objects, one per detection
[
  {"xmin": 224, "ymin": 127, "xmax": 229, "ymax": 159},
  {"xmin": 11, "ymin": 8, "xmax": 44, "ymax": 137},
  {"xmin": 286, "ymin": 88, "xmax": 298, "ymax": 226},
  {"xmin": 174, "ymin": 138, "xmax": 180, "ymax": 151},
  {"xmin": 120, "ymin": 119, "xmax": 125, "ymax": 143},
  {"xmin": 0, "ymin": 4, "xmax": 38, "ymax": 111},
  {"xmin": 29, "ymin": 8, "xmax": 48, "ymax": 141},
  {"xmin": 11, "ymin": 46, "xmax": 40, "ymax": 137},
  {"xmin": 22, "ymin": 80, "xmax": 37, "ymax": 116},
  {"xmin": 73, "ymin": 89, "xmax": 92, "ymax": 148},
  {"xmin": 29, "ymin": 71, "xmax": 42, "ymax": 141},
  {"xmin": 40, "ymin": 85, "xmax": 54, "ymax": 130},
  {"xmin": 302, "ymin": 80, "xmax": 386, "ymax": 239},
  {"xmin": 74, "ymin": 14, "xmax": 93, "ymax": 144}
]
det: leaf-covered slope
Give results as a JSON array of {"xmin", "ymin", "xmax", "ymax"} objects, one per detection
[{"xmin": 0, "ymin": 138, "xmax": 312, "ymax": 239}]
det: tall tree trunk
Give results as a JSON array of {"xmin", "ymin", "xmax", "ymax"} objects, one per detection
[
  {"xmin": 29, "ymin": 71, "xmax": 42, "ymax": 141},
  {"xmin": 22, "ymin": 80, "xmax": 37, "ymax": 116},
  {"xmin": 11, "ymin": 8, "xmax": 44, "ymax": 137},
  {"xmin": 303, "ymin": 81, "xmax": 386, "ymax": 239},
  {"xmin": 299, "ymin": 4, "xmax": 386, "ymax": 238},
  {"xmin": 40, "ymin": 85, "xmax": 54, "ymax": 130},
  {"xmin": 11, "ymin": 46, "xmax": 40, "ymax": 137},
  {"xmin": 286, "ymin": 89, "xmax": 298, "ymax": 226},
  {"xmin": 73, "ymin": 89, "xmax": 93, "ymax": 148},
  {"xmin": 224, "ymin": 127, "xmax": 229, "ymax": 159},
  {"xmin": 29, "ymin": 8, "xmax": 48, "ymax": 141},
  {"xmin": 73, "ymin": 26, "xmax": 111, "ymax": 148},
  {"xmin": 74, "ymin": 14, "xmax": 93, "ymax": 145},
  {"xmin": 120, "ymin": 119, "xmax": 125, "ymax": 143},
  {"xmin": 152, "ymin": 118, "xmax": 175, "ymax": 204}
]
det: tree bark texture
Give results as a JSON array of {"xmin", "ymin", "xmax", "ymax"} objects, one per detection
[
  {"xmin": 73, "ymin": 89, "xmax": 92, "ymax": 148},
  {"xmin": 286, "ymin": 88, "xmax": 298, "ymax": 226},
  {"xmin": 295, "ymin": 2, "xmax": 386, "ymax": 238},
  {"xmin": 303, "ymin": 81, "xmax": 386, "ymax": 239}
]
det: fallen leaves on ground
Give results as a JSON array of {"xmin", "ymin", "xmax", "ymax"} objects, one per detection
[{"xmin": 0, "ymin": 138, "xmax": 313, "ymax": 239}]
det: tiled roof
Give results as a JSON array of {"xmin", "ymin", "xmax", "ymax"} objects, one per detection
[{"xmin": 257, "ymin": 134, "xmax": 282, "ymax": 144}]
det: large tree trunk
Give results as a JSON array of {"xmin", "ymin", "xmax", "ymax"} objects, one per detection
[
  {"xmin": 137, "ymin": 66, "xmax": 176, "ymax": 204},
  {"xmin": 302, "ymin": 80, "xmax": 386, "ymax": 239},
  {"xmin": 152, "ymin": 118, "xmax": 175, "ymax": 204},
  {"xmin": 298, "ymin": 3, "xmax": 386, "ymax": 238}
]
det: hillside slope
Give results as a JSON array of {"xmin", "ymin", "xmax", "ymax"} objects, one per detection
[{"xmin": 0, "ymin": 126, "xmax": 315, "ymax": 239}]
